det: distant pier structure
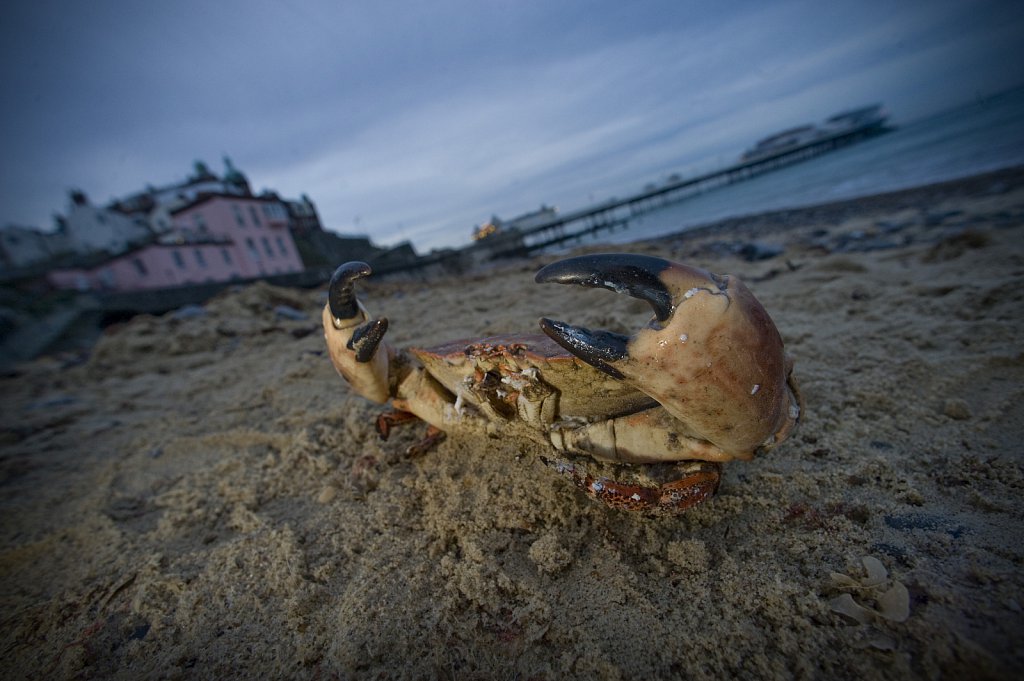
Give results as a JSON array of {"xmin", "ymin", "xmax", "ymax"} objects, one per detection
[{"xmin": 489, "ymin": 104, "xmax": 892, "ymax": 259}]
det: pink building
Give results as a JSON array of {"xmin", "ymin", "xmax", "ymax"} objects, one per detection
[
  {"xmin": 170, "ymin": 194, "xmax": 304, "ymax": 279},
  {"xmin": 48, "ymin": 194, "xmax": 304, "ymax": 292}
]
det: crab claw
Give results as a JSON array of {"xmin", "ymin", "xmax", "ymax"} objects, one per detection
[
  {"xmin": 328, "ymin": 261, "xmax": 373, "ymax": 323},
  {"xmin": 322, "ymin": 262, "xmax": 391, "ymax": 403},
  {"xmin": 537, "ymin": 253, "xmax": 800, "ymax": 461},
  {"xmin": 348, "ymin": 317, "xmax": 389, "ymax": 363}
]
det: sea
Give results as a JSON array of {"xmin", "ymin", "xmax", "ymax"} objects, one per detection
[{"xmin": 590, "ymin": 84, "xmax": 1024, "ymax": 245}]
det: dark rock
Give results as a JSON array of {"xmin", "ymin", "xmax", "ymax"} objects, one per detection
[{"xmin": 736, "ymin": 241, "xmax": 784, "ymax": 261}]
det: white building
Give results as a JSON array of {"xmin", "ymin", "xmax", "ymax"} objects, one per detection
[
  {"xmin": 109, "ymin": 158, "xmax": 252, "ymax": 228},
  {"xmin": 60, "ymin": 190, "xmax": 153, "ymax": 255},
  {"xmin": 0, "ymin": 225, "xmax": 69, "ymax": 268}
]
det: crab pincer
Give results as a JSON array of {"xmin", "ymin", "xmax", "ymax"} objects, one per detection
[
  {"xmin": 323, "ymin": 262, "xmax": 392, "ymax": 403},
  {"xmin": 536, "ymin": 253, "xmax": 801, "ymax": 461}
]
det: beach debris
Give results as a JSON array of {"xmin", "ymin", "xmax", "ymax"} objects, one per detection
[
  {"xmin": 172, "ymin": 304, "xmax": 207, "ymax": 320},
  {"xmin": 883, "ymin": 511, "xmax": 965, "ymax": 538},
  {"xmin": 923, "ymin": 209, "xmax": 963, "ymax": 227},
  {"xmin": 736, "ymin": 240, "xmax": 784, "ymax": 261},
  {"xmin": 832, "ymin": 232, "xmax": 907, "ymax": 253},
  {"xmin": 320, "ymin": 254, "xmax": 802, "ymax": 515},
  {"xmin": 828, "ymin": 555, "xmax": 910, "ymax": 650},
  {"xmin": 922, "ymin": 228, "xmax": 991, "ymax": 262},
  {"xmin": 875, "ymin": 218, "xmax": 913, "ymax": 234},
  {"xmin": 941, "ymin": 398, "xmax": 972, "ymax": 420},
  {"xmin": 688, "ymin": 239, "xmax": 785, "ymax": 262},
  {"xmin": 273, "ymin": 304, "xmax": 308, "ymax": 321}
]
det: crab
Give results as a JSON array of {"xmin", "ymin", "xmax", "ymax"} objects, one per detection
[{"xmin": 322, "ymin": 253, "xmax": 802, "ymax": 515}]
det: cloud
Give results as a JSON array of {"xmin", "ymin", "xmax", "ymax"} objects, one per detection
[{"xmin": 2, "ymin": 0, "xmax": 1022, "ymax": 251}]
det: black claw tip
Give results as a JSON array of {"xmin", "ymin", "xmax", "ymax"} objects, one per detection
[
  {"xmin": 539, "ymin": 317, "xmax": 627, "ymax": 379},
  {"xmin": 535, "ymin": 253, "xmax": 674, "ymax": 322},
  {"xmin": 329, "ymin": 261, "xmax": 372, "ymax": 321},
  {"xmin": 347, "ymin": 317, "xmax": 389, "ymax": 363}
]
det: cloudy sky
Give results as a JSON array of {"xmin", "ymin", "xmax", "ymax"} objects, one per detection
[{"xmin": 2, "ymin": 0, "xmax": 1022, "ymax": 251}]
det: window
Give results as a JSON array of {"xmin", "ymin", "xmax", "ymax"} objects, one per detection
[
  {"xmin": 193, "ymin": 213, "xmax": 207, "ymax": 230},
  {"xmin": 246, "ymin": 237, "xmax": 260, "ymax": 261},
  {"xmin": 233, "ymin": 204, "xmax": 245, "ymax": 226},
  {"xmin": 262, "ymin": 203, "xmax": 286, "ymax": 219},
  {"xmin": 276, "ymin": 236, "xmax": 288, "ymax": 256},
  {"xmin": 262, "ymin": 237, "xmax": 274, "ymax": 258},
  {"xmin": 132, "ymin": 258, "xmax": 148, "ymax": 276},
  {"xmin": 194, "ymin": 248, "xmax": 207, "ymax": 267},
  {"xmin": 173, "ymin": 251, "xmax": 186, "ymax": 269},
  {"xmin": 250, "ymin": 205, "xmax": 261, "ymax": 226},
  {"xmin": 221, "ymin": 247, "xmax": 232, "ymax": 264}
]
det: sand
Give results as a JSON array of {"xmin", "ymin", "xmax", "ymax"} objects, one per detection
[{"xmin": 2, "ymin": 166, "xmax": 1023, "ymax": 679}]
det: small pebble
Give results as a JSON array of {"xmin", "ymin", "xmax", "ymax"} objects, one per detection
[
  {"xmin": 172, "ymin": 304, "xmax": 207, "ymax": 320},
  {"xmin": 274, "ymin": 305, "xmax": 308, "ymax": 321},
  {"xmin": 942, "ymin": 398, "xmax": 971, "ymax": 420},
  {"xmin": 317, "ymin": 486, "xmax": 338, "ymax": 504}
]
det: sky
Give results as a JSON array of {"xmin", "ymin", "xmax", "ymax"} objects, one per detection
[{"xmin": 2, "ymin": 0, "xmax": 1023, "ymax": 252}]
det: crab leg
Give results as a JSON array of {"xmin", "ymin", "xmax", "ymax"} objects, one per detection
[
  {"xmin": 544, "ymin": 458, "xmax": 721, "ymax": 515},
  {"xmin": 322, "ymin": 262, "xmax": 392, "ymax": 403}
]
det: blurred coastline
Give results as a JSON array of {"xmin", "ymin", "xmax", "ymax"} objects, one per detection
[
  {"xmin": 601, "ymin": 84, "xmax": 1024, "ymax": 245},
  {"xmin": 2, "ymin": 161, "xmax": 1021, "ymax": 371}
]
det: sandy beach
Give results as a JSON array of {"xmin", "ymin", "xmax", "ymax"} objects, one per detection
[{"xmin": 2, "ymin": 165, "xmax": 1023, "ymax": 679}]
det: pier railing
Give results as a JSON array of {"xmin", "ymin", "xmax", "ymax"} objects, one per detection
[{"xmin": 489, "ymin": 120, "xmax": 893, "ymax": 258}]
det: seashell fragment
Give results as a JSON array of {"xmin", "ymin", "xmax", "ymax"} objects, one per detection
[
  {"xmin": 860, "ymin": 555, "xmax": 889, "ymax": 587},
  {"xmin": 829, "ymin": 593, "xmax": 874, "ymax": 624},
  {"xmin": 876, "ymin": 582, "xmax": 910, "ymax": 622},
  {"xmin": 827, "ymin": 555, "xmax": 911, "ymax": 636}
]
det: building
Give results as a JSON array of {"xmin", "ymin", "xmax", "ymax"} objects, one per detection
[
  {"xmin": 45, "ymin": 159, "xmax": 306, "ymax": 292},
  {"xmin": 48, "ymin": 240, "xmax": 236, "ymax": 292},
  {"xmin": 48, "ymin": 193, "xmax": 303, "ymax": 292},
  {"xmin": 108, "ymin": 158, "xmax": 252, "ymax": 226},
  {"xmin": 169, "ymin": 193, "xmax": 303, "ymax": 279},
  {"xmin": 61, "ymin": 190, "xmax": 152, "ymax": 255},
  {"xmin": 282, "ymin": 193, "xmax": 324, "ymax": 236},
  {"xmin": 0, "ymin": 224, "xmax": 69, "ymax": 269},
  {"xmin": 473, "ymin": 204, "xmax": 558, "ymax": 240}
]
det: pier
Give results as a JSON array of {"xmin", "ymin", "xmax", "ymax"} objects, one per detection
[{"xmin": 490, "ymin": 119, "xmax": 892, "ymax": 258}]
